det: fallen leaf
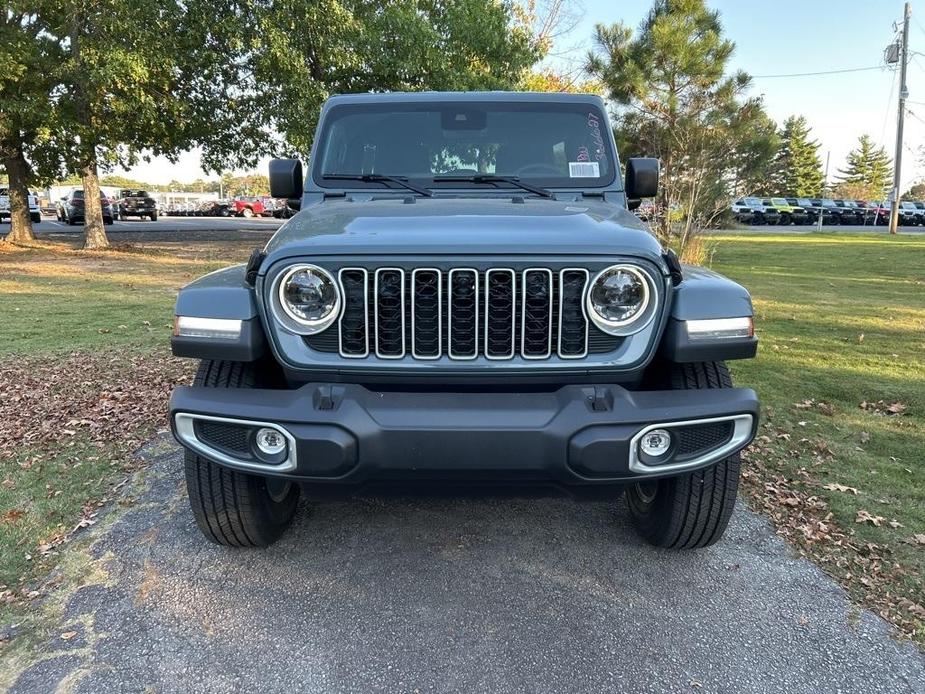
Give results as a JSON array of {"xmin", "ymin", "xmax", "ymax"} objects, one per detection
[
  {"xmin": 860, "ymin": 431, "xmax": 870, "ymax": 443},
  {"xmin": 888, "ymin": 520, "xmax": 904, "ymax": 529},
  {"xmin": 855, "ymin": 510, "xmax": 885, "ymax": 527},
  {"xmin": 823, "ymin": 483, "xmax": 858, "ymax": 495},
  {"xmin": 60, "ymin": 631, "xmax": 77, "ymax": 640}
]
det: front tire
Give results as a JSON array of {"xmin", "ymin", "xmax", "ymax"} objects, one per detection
[
  {"xmin": 626, "ymin": 361, "xmax": 741, "ymax": 549},
  {"xmin": 184, "ymin": 360, "xmax": 300, "ymax": 547}
]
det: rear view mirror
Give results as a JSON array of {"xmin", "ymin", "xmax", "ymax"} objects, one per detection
[
  {"xmin": 625, "ymin": 157, "xmax": 659, "ymax": 200},
  {"xmin": 269, "ymin": 159, "xmax": 304, "ymax": 201}
]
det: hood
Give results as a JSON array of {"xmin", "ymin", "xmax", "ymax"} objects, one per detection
[{"xmin": 262, "ymin": 196, "xmax": 663, "ymax": 265}]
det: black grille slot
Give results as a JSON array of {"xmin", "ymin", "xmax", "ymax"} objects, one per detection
[
  {"xmin": 375, "ymin": 269, "xmax": 405, "ymax": 357},
  {"xmin": 412, "ymin": 269, "xmax": 441, "ymax": 358},
  {"xmin": 195, "ymin": 420, "xmax": 251, "ymax": 455},
  {"xmin": 676, "ymin": 421, "xmax": 734, "ymax": 457},
  {"xmin": 522, "ymin": 269, "xmax": 552, "ymax": 358},
  {"xmin": 339, "ymin": 269, "xmax": 368, "ymax": 356},
  {"xmin": 485, "ymin": 270, "xmax": 515, "ymax": 358},
  {"xmin": 449, "ymin": 270, "xmax": 478, "ymax": 358},
  {"xmin": 558, "ymin": 270, "xmax": 589, "ymax": 357}
]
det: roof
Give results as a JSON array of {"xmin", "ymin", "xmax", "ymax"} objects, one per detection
[{"xmin": 324, "ymin": 91, "xmax": 605, "ymax": 106}]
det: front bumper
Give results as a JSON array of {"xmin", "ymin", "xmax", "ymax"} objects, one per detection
[{"xmin": 170, "ymin": 383, "xmax": 759, "ymax": 486}]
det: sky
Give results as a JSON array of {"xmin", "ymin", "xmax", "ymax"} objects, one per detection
[{"xmin": 124, "ymin": 0, "xmax": 924, "ymax": 192}]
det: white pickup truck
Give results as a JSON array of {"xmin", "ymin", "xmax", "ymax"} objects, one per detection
[{"xmin": 0, "ymin": 188, "xmax": 42, "ymax": 223}]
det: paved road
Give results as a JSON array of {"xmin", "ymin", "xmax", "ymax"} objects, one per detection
[
  {"xmin": 7, "ymin": 216, "xmax": 924, "ymax": 243},
  {"xmin": 22, "ymin": 215, "xmax": 283, "ymax": 236},
  {"xmin": 5, "ymin": 436, "xmax": 923, "ymax": 693}
]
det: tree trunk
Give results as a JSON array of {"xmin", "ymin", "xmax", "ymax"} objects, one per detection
[
  {"xmin": 2, "ymin": 140, "xmax": 37, "ymax": 245},
  {"xmin": 81, "ymin": 160, "xmax": 109, "ymax": 249}
]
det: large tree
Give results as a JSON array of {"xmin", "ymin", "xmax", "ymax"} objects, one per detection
[
  {"xmin": 0, "ymin": 3, "xmax": 66, "ymax": 244},
  {"xmin": 252, "ymin": 0, "xmax": 541, "ymax": 153},
  {"xmin": 767, "ymin": 115, "xmax": 824, "ymax": 197},
  {"xmin": 8, "ymin": 1, "xmax": 542, "ymax": 249},
  {"xmin": 586, "ymin": 0, "xmax": 774, "ymax": 252},
  {"xmin": 835, "ymin": 134, "xmax": 892, "ymax": 200}
]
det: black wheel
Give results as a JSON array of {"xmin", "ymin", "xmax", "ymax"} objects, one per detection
[
  {"xmin": 184, "ymin": 360, "xmax": 300, "ymax": 547},
  {"xmin": 626, "ymin": 361, "xmax": 741, "ymax": 549},
  {"xmin": 150, "ymin": 211, "xmax": 158, "ymax": 221},
  {"xmin": 30, "ymin": 212, "xmax": 41, "ymax": 223},
  {"xmin": 779, "ymin": 213, "xmax": 790, "ymax": 225}
]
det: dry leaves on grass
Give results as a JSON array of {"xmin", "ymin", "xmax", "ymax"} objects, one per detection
[
  {"xmin": 741, "ymin": 439, "xmax": 924, "ymax": 641},
  {"xmin": 856, "ymin": 509, "xmax": 886, "ymax": 527},
  {"xmin": 0, "ymin": 350, "xmax": 194, "ymax": 462},
  {"xmin": 859, "ymin": 400, "xmax": 907, "ymax": 416}
]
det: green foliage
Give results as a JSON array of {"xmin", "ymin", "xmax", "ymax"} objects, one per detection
[
  {"xmin": 901, "ymin": 181, "xmax": 925, "ymax": 200},
  {"xmin": 585, "ymin": 0, "xmax": 775, "ymax": 249},
  {"xmin": 252, "ymin": 0, "xmax": 542, "ymax": 153},
  {"xmin": 836, "ymin": 134, "xmax": 893, "ymax": 199},
  {"xmin": 765, "ymin": 115, "xmax": 824, "ymax": 197}
]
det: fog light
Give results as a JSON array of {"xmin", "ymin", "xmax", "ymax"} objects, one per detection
[
  {"xmin": 255, "ymin": 428, "xmax": 287, "ymax": 456},
  {"xmin": 640, "ymin": 429, "xmax": 672, "ymax": 457}
]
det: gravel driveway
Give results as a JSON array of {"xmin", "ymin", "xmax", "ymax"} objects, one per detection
[{"xmin": 5, "ymin": 437, "xmax": 924, "ymax": 694}]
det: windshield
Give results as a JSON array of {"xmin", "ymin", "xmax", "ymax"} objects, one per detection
[
  {"xmin": 797, "ymin": 198, "xmax": 813, "ymax": 206},
  {"xmin": 313, "ymin": 101, "xmax": 616, "ymax": 190},
  {"xmin": 743, "ymin": 197, "xmax": 762, "ymax": 206},
  {"xmin": 771, "ymin": 198, "xmax": 788, "ymax": 205}
]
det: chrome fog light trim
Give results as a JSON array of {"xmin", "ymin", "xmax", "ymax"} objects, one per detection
[
  {"xmin": 685, "ymin": 317, "xmax": 753, "ymax": 341},
  {"xmin": 629, "ymin": 414, "xmax": 753, "ymax": 475},
  {"xmin": 174, "ymin": 316, "xmax": 243, "ymax": 340},
  {"xmin": 174, "ymin": 413, "xmax": 297, "ymax": 473}
]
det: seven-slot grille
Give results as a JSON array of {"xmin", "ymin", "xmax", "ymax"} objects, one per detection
[{"xmin": 332, "ymin": 267, "xmax": 594, "ymax": 360}]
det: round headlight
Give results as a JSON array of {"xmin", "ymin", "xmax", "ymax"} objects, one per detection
[
  {"xmin": 276, "ymin": 264, "xmax": 340, "ymax": 333},
  {"xmin": 587, "ymin": 265, "xmax": 653, "ymax": 335}
]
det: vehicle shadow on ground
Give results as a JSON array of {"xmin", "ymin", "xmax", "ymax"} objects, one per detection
[{"xmin": 7, "ymin": 436, "xmax": 924, "ymax": 694}]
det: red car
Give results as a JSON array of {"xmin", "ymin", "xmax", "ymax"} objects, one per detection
[
  {"xmin": 857, "ymin": 200, "xmax": 890, "ymax": 226},
  {"xmin": 230, "ymin": 197, "xmax": 266, "ymax": 218}
]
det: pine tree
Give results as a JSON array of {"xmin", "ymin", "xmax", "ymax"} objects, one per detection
[
  {"xmin": 836, "ymin": 135, "xmax": 893, "ymax": 199},
  {"xmin": 768, "ymin": 116, "xmax": 824, "ymax": 196}
]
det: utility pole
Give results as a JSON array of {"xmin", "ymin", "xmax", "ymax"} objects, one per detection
[
  {"xmin": 818, "ymin": 151, "xmax": 830, "ymax": 232},
  {"xmin": 889, "ymin": 2, "xmax": 911, "ymax": 235}
]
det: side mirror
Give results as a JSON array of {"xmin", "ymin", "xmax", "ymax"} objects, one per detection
[
  {"xmin": 269, "ymin": 158, "xmax": 304, "ymax": 201},
  {"xmin": 625, "ymin": 157, "xmax": 659, "ymax": 200}
]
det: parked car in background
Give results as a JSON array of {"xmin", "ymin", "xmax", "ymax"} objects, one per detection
[
  {"xmin": 731, "ymin": 197, "xmax": 780, "ymax": 225},
  {"xmin": 785, "ymin": 198, "xmax": 833, "ymax": 225},
  {"xmin": 900, "ymin": 200, "xmax": 923, "ymax": 225},
  {"xmin": 196, "ymin": 200, "xmax": 232, "ymax": 217},
  {"xmin": 116, "ymin": 189, "xmax": 158, "ymax": 221},
  {"xmin": 58, "ymin": 189, "xmax": 114, "ymax": 225},
  {"xmin": 230, "ymin": 196, "xmax": 266, "ymax": 218},
  {"xmin": 858, "ymin": 201, "xmax": 890, "ymax": 226},
  {"xmin": 762, "ymin": 197, "xmax": 807, "ymax": 225},
  {"xmin": 832, "ymin": 199, "xmax": 864, "ymax": 225},
  {"xmin": 0, "ymin": 188, "xmax": 42, "ymax": 223},
  {"xmin": 811, "ymin": 198, "xmax": 850, "ymax": 225},
  {"xmin": 272, "ymin": 199, "xmax": 297, "ymax": 219}
]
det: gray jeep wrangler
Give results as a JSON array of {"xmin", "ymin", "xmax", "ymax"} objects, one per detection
[{"xmin": 169, "ymin": 92, "xmax": 759, "ymax": 549}]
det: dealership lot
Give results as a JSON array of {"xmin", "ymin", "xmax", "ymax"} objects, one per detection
[{"xmin": 15, "ymin": 215, "xmax": 925, "ymax": 242}]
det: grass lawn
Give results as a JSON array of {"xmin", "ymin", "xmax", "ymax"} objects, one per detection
[
  {"xmin": 0, "ymin": 238, "xmax": 264, "ymax": 625},
  {"xmin": 711, "ymin": 233, "xmax": 925, "ymax": 638},
  {"xmin": 0, "ymin": 232, "xmax": 922, "ymax": 643}
]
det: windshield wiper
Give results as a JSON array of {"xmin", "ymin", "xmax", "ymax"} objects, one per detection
[
  {"xmin": 322, "ymin": 173, "xmax": 432, "ymax": 197},
  {"xmin": 431, "ymin": 174, "xmax": 553, "ymax": 199}
]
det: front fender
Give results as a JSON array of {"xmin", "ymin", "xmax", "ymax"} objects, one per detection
[
  {"xmin": 171, "ymin": 265, "xmax": 268, "ymax": 361},
  {"xmin": 659, "ymin": 265, "xmax": 757, "ymax": 362}
]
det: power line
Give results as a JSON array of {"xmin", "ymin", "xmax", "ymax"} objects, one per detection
[{"xmin": 751, "ymin": 65, "xmax": 886, "ymax": 79}]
